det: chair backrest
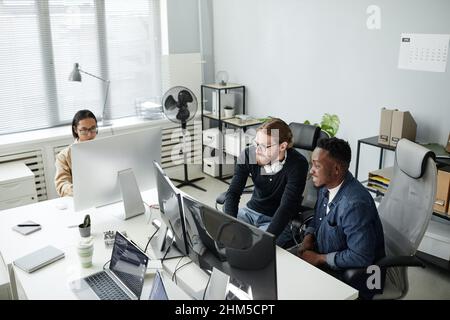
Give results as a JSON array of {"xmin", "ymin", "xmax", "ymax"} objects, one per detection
[
  {"xmin": 289, "ymin": 122, "xmax": 329, "ymax": 209},
  {"xmin": 377, "ymin": 138, "xmax": 436, "ymax": 297}
]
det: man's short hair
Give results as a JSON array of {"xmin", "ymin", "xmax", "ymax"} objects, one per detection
[
  {"xmin": 257, "ymin": 118, "xmax": 293, "ymax": 148},
  {"xmin": 317, "ymin": 137, "xmax": 351, "ymax": 169}
]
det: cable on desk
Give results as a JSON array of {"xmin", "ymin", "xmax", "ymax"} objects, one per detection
[
  {"xmin": 102, "ymin": 259, "xmax": 110, "ymax": 271},
  {"xmin": 173, "ymin": 260, "xmax": 193, "ymax": 285},
  {"xmin": 144, "ymin": 227, "xmax": 160, "ymax": 253},
  {"xmin": 160, "ymin": 236, "xmax": 175, "ymax": 262},
  {"xmin": 202, "ymin": 271, "xmax": 213, "ymax": 300},
  {"xmin": 171, "ymin": 256, "xmax": 185, "ymax": 282}
]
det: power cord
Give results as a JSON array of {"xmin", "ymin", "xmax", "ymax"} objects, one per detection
[
  {"xmin": 161, "ymin": 234, "xmax": 178, "ymax": 262},
  {"xmin": 102, "ymin": 259, "xmax": 110, "ymax": 271},
  {"xmin": 172, "ymin": 260, "xmax": 193, "ymax": 285},
  {"xmin": 171, "ymin": 256, "xmax": 185, "ymax": 282},
  {"xmin": 144, "ymin": 227, "xmax": 160, "ymax": 253},
  {"xmin": 202, "ymin": 270, "xmax": 213, "ymax": 300}
]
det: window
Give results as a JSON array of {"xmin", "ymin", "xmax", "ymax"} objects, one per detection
[{"xmin": 0, "ymin": 0, "xmax": 161, "ymax": 135}]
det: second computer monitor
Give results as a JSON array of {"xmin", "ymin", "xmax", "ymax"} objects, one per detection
[
  {"xmin": 153, "ymin": 161, "xmax": 189, "ymax": 255},
  {"xmin": 72, "ymin": 127, "xmax": 162, "ymax": 212}
]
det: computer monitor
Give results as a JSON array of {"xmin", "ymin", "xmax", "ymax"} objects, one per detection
[
  {"xmin": 72, "ymin": 127, "xmax": 162, "ymax": 216},
  {"xmin": 182, "ymin": 195, "xmax": 222, "ymax": 261},
  {"xmin": 181, "ymin": 195, "xmax": 277, "ymax": 300},
  {"xmin": 153, "ymin": 161, "xmax": 189, "ymax": 256}
]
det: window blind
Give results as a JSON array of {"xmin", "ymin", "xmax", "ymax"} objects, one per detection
[
  {"xmin": 0, "ymin": 1, "xmax": 50, "ymax": 135},
  {"xmin": 0, "ymin": 0, "xmax": 161, "ymax": 135}
]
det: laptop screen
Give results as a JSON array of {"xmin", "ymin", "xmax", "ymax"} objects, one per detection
[
  {"xmin": 148, "ymin": 271, "xmax": 169, "ymax": 300},
  {"xmin": 110, "ymin": 232, "xmax": 149, "ymax": 298}
]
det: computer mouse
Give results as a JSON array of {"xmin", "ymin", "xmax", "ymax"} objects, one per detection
[{"xmin": 55, "ymin": 202, "xmax": 68, "ymax": 210}]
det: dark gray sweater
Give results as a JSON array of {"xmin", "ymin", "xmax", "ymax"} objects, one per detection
[{"xmin": 224, "ymin": 146, "xmax": 308, "ymax": 237}]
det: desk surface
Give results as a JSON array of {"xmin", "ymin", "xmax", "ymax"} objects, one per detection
[{"xmin": 0, "ymin": 190, "xmax": 357, "ymax": 300}]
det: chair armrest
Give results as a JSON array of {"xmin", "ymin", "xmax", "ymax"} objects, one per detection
[
  {"xmin": 216, "ymin": 192, "xmax": 226, "ymax": 205},
  {"xmin": 343, "ymin": 255, "xmax": 425, "ymax": 284},
  {"xmin": 376, "ymin": 255, "xmax": 425, "ymax": 268},
  {"xmin": 291, "ymin": 209, "xmax": 314, "ymax": 228}
]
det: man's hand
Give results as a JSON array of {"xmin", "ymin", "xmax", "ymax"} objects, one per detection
[
  {"xmin": 298, "ymin": 250, "xmax": 326, "ymax": 267},
  {"xmin": 297, "ymin": 234, "xmax": 315, "ymax": 256},
  {"xmin": 302, "ymin": 234, "xmax": 315, "ymax": 250}
]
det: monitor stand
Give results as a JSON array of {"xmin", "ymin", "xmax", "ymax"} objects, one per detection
[
  {"xmin": 149, "ymin": 220, "xmax": 183, "ymax": 260},
  {"xmin": 117, "ymin": 168, "xmax": 145, "ymax": 220}
]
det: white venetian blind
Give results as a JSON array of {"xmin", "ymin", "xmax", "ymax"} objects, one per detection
[
  {"xmin": 0, "ymin": 0, "xmax": 162, "ymax": 135},
  {"xmin": 49, "ymin": 0, "xmax": 103, "ymax": 123},
  {"xmin": 0, "ymin": 0, "xmax": 50, "ymax": 135}
]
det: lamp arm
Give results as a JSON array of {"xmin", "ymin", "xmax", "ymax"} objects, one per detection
[
  {"xmin": 102, "ymin": 80, "xmax": 111, "ymax": 122},
  {"xmin": 79, "ymin": 69, "xmax": 109, "ymax": 83}
]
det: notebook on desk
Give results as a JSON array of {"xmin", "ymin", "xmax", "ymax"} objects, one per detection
[
  {"xmin": 13, "ymin": 245, "xmax": 65, "ymax": 273},
  {"xmin": 70, "ymin": 231, "xmax": 149, "ymax": 300}
]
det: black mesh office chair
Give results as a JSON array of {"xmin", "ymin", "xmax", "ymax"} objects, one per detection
[{"xmin": 215, "ymin": 122, "xmax": 328, "ymax": 246}]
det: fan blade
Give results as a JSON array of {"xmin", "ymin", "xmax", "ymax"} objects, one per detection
[
  {"xmin": 176, "ymin": 107, "xmax": 190, "ymax": 122},
  {"xmin": 164, "ymin": 95, "xmax": 178, "ymax": 110},
  {"xmin": 178, "ymin": 90, "xmax": 194, "ymax": 105}
]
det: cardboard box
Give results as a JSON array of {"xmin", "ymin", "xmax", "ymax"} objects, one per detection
[
  {"xmin": 203, "ymin": 156, "xmax": 234, "ymax": 177},
  {"xmin": 446, "ymin": 133, "xmax": 450, "ymax": 153},
  {"xmin": 224, "ymin": 131, "xmax": 255, "ymax": 157},
  {"xmin": 378, "ymin": 108, "xmax": 394, "ymax": 145},
  {"xmin": 202, "ymin": 128, "xmax": 221, "ymax": 149},
  {"xmin": 390, "ymin": 110, "xmax": 417, "ymax": 147},
  {"xmin": 434, "ymin": 166, "xmax": 450, "ymax": 214}
]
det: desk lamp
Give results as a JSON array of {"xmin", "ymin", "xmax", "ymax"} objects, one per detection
[{"xmin": 69, "ymin": 63, "xmax": 112, "ymax": 126}]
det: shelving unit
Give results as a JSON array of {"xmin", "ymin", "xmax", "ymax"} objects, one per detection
[{"xmin": 200, "ymin": 83, "xmax": 262, "ymax": 184}]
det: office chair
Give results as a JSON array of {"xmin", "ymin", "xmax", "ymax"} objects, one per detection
[
  {"xmin": 215, "ymin": 122, "xmax": 328, "ymax": 245},
  {"xmin": 343, "ymin": 138, "xmax": 437, "ymax": 299}
]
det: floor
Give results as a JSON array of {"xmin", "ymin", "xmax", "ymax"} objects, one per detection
[{"xmin": 165, "ymin": 164, "xmax": 450, "ymax": 300}]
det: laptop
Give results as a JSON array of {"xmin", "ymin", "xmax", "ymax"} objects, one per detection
[
  {"xmin": 148, "ymin": 270, "xmax": 193, "ymax": 300},
  {"xmin": 148, "ymin": 270, "xmax": 169, "ymax": 300},
  {"xmin": 70, "ymin": 232, "xmax": 149, "ymax": 300}
]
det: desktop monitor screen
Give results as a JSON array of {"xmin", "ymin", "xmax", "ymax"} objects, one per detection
[
  {"xmin": 182, "ymin": 197, "xmax": 278, "ymax": 300},
  {"xmin": 72, "ymin": 127, "xmax": 162, "ymax": 211},
  {"xmin": 153, "ymin": 161, "xmax": 189, "ymax": 255},
  {"xmin": 182, "ymin": 195, "xmax": 222, "ymax": 261}
]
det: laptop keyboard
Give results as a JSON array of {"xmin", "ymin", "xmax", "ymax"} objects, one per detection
[
  {"xmin": 113, "ymin": 270, "xmax": 142, "ymax": 295},
  {"xmin": 85, "ymin": 271, "xmax": 131, "ymax": 300}
]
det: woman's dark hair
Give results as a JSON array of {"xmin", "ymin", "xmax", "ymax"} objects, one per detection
[
  {"xmin": 317, "ymin": 137, "xmax": 352, "ymax": 169},
  {"xmin": 72, "ymin": 109, "xmax": 97, "ymax": 139}
]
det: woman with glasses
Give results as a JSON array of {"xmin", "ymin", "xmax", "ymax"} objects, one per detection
[
  {"xmin": 223, "ymin": 118, "xmax": 309, "ymax": 248},
  {"xmin": 54, "ymin": 109, "xmax": 98, "ymax": 197}
]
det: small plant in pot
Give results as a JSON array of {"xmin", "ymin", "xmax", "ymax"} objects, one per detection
[{"xmin": 304, "ymin": 113, "xmax": 340, "ymax": 137}]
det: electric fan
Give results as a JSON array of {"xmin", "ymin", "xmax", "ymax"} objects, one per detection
[{"xmin": 162, "ymin": 86, "xmax": 206, "ymax": 191}]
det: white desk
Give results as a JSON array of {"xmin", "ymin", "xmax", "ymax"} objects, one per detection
[{"xmin": 0, "ymin": 189, "xmax": 358, "ymax": 300}]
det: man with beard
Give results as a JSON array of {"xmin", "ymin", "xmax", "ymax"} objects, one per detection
[{"xmin": 223, "ymin": 118, "xmax": 308, "ymax": 248}]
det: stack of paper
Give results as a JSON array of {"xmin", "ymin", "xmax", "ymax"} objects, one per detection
[{"xmin": 367, "ymin": 167, "xmax": 394, "ymax": 195}]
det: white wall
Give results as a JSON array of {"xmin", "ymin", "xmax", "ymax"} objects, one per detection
[{"xmin": 212, "ymin": 0, "xmax": 450, "ymax": 179}]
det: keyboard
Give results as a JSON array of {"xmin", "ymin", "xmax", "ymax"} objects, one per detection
[
  {"xmin": 113, "ymin": 270, "xmax": 142, "ymax": 295},
  {"xmin": 85, "ymin": 271, "xmax": 131, "ymax": 300}
]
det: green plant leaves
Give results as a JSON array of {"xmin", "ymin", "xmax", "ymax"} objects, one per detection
[
  {"xmin": 303, "ymin": 114, "xmax": 340, "ymax": 137},
  {"xmin": 321, "ymin": 113, "xmax": 340, "ymax": 137}
]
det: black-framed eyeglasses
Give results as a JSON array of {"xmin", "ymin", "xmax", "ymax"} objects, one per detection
[
  {"xmin": 78, "ymin": 126, "xmax": 98, "ymax": 136},
  {"xmin": 252, "ymin": 140, "xmax": 277, "ymax": 152}
]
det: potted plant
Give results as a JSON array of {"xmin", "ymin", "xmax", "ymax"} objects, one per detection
[{"xmin": 304, "ymin": 113, "xmax": 340, "ymax": 137}]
